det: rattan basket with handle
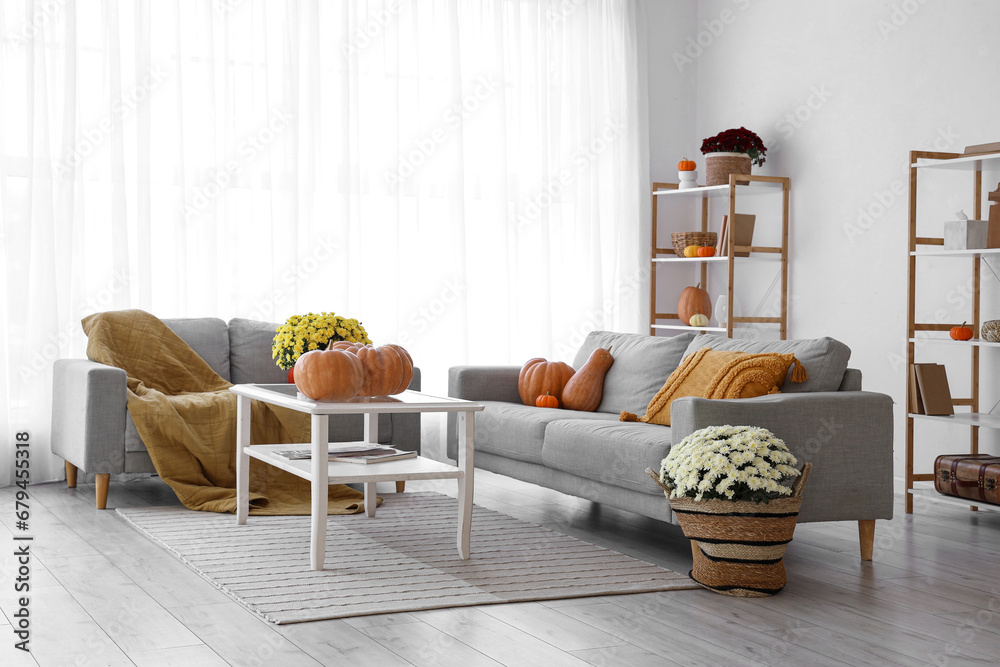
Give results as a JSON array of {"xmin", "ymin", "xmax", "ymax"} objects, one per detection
[{"xmin": 671, "ymin": 232, "xmax": 718, "ymax": 257}]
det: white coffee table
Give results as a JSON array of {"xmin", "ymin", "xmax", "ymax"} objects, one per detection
[{"xmin": 230, "ymin": 384, "xmax": 483, "ymax": 570}]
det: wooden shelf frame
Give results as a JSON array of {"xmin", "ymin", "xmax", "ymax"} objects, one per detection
[
  {"xmin": 904, "ymin": 149, "xmax": 1000, "ymax": 514},
  {"xmin": 649, "ymin": 173, "xmax": 790, "ymax": 339}
]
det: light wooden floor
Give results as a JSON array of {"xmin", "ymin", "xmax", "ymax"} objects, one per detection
[{"xmin": 2, "ymin": 472, "xmax": 1000, "ymax": 667}]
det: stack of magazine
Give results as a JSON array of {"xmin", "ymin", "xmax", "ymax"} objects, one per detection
[{"xmin": 275, "ymin": 444, "xmax": 417, "ymax": 464}]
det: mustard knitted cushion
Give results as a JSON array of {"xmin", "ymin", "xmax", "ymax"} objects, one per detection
[{"xmin": 620, "ymin": 347, "xmax": 807, "ymax": 426}]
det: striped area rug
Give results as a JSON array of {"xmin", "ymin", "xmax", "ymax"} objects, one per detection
[{"xmin": 116, "ymin": 492, "xmax": 696, "ymax": 624}]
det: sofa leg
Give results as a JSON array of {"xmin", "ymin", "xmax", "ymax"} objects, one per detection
[
  {"xmin": 859, "ymin": 519, "xmax": 875, "ymax": 561},
  {"xmin": 95, "ymin": 474, "xmax": 110, "ymax": 510},
  {"xmin": 66, "ymin": 461, "xmax": 78, "ymax": 488},
  {"xmin": 395, "ymin": 481, "xmax": 406, "ymax": 493}
]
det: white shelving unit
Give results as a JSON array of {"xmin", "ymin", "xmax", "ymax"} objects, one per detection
[
  {"xmin": 905, "ymin": 149, "xmax": 1000, "ymax": 514},
  {"xmin": 649, "ymin": 174, "xmax": 790, "ymax": 339}
]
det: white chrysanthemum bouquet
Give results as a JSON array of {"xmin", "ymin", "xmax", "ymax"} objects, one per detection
[{"xmin": 659, "ymin": 425, "xmax": 801, "ymax": 504}]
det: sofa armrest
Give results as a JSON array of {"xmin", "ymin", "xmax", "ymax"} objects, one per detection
[
  {"xmin": 670, "ymin": 391, "xmax": 894, "ymax": 523},
  {"xmin": 448, "ymin": 365, "xmax": 522, "ymax": 403},
  {"xmin": 51, "ymin": 359, "xmax": 128, "ymax": 474},
  {"xmin": 839, "ymin": 368, "xmax": 862, "ymax": 391},
  {"xmin": 446, "ymin": 366, "xmax": 521, "ymax": 460}
]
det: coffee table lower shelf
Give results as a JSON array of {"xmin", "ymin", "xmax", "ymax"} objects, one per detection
[{"xmin": 245, "ymin": 443, "xmax": 464, "ymax": 484}]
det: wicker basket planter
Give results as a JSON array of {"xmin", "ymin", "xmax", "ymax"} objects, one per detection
[
  {"xmin": 671, "ymin": 231, "xmax": 717, "ymax": 257},
  {"xmin": 705, "ymin": 152, "xmax": 752, "ymax": 187},
  {"xmin": 647, "ymin": 462, "xmax": 811, "ymax": 598}
]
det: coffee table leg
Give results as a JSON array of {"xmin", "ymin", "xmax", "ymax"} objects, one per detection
[
  {"xmin": 235, "ymin": 395, "xmax": 251, "ymax": 525},
  {"xmin": 363, "ymin": 412, "xmax": 378, "ymax": 517},
  {"xmin": 364, "ymin": 482, "xmax": 377, "ymax": 517},
  {"xmin": 310, "ymin": 413, "xmax": 329, "ymax": 571},
  {"xmin": 457, "ymin": 410, "xmax": 474, "ymax": 559}
]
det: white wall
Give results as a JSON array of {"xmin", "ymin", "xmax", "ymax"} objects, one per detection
[{"xmin": 647, "ymin": 0, "xmax": 1000, "ymax": 480}]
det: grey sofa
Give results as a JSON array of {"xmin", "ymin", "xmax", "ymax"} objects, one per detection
[
  {"xmin": 52, "ymin": 316, "xmax": 421, "ymax": 509},
  {"xmin": 448, "ymin": 331, "xmax": 893, "ymax": 559}
]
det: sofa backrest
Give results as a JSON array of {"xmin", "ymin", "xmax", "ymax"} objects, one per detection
[
  {"xmin": 162, "ymin": 317, "xmax": 231, "ymax": 382},
  {"xmin": 681, "ymin": 334, "xmax": 852, "ymax": 393},
  {"xmin": 228, "ymin": 318, "xmax": 287, "ymax": 385},
  {"xmin": 573, "ymin": 331, "xmax": 696, "ymax": 416}
]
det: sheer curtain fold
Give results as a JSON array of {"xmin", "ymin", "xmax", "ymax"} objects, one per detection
[{"xmin": 0, "ymin": 0, "xmax": 645, "ymax": 484}]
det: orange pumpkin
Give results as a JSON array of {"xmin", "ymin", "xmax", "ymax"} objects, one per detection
[
  {"xmin": 337, "ymin": 343, "xmax": 414, "ymax": 395},
  {"xmin": 678, "ymin": 158, "xmax": 696, "ymax": 171},
  {"xmin": 561, "ymin": 347, "xmax": 614, "ymax": 412},
  {"xmin": 697, "ymin": 246, "xmax": 716, "ymax": 257},
  {"xmin": 382, "ymin": 344, "xmax": 414, "ymax": 392},
  {"xmin": 518, "ymin": 358, "xmax": 575, "ymax": 406},
  {"xmin": 293, "ymin": 349, "xmax": 364, "ymax": 401},
  {"xmin": 950, "ymin": 322, "xmax": 974, "ymax": 341},
  {"xmin": 535, "ymin": 392, "xmax": 560, "ymax": 409},
  {"xmin": 678, "ymin": 283, "xmax": 712, "ymax": 326}
]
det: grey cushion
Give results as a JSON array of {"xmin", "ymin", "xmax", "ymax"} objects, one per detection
[
  {"xmin": 162, "ymin": 317, "xmax": 231, "ymax": 382},
  {"xmin": 542, "ymin": 419, "xmax": 673, "ymax": 495},
  {"xmin": 228, "ymin": 318, "xmax": 288, "ymax": 385},
  {"xmin": 681, "ymin": 334, "xmax": 851, "ymax": 393},
  {"xmin": 572, "ymin": 331, "xmax": 696, "ymax": 415},
  {"xmin": 473, "ymin": 401, "xmax": 611, "ymax": 465}
]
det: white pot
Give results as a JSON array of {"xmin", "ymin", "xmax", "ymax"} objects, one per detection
[{"xmin": 678, "ymin": 170, "xmax": 698, "ymax": 189}]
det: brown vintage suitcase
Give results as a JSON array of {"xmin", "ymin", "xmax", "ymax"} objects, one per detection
[{"xmin": 934, "ymin": 454, "xmax": 1000, "ymax": 506}]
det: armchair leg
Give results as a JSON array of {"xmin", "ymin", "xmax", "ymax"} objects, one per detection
[
  {"xmin": 65, "ymin": 461, "xmax": 78, "ymax": 488},
  {"xmin": 95, "ymin": 474, "xmax": 110, "ymax": 510},
  {"xmin": 395, "ymin": 481, "xmax": 406, "ymax": 493},
  {"xmin": 859, "ymin": 519, "xmax": 875, "ymax": 561}
]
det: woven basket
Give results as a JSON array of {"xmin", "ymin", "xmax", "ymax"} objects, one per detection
[
  {"xmin": 646, "ymin": 463, "xmax": 811, "ymax": 598},
  {"xmin": 982, "ymin": 320, "xmax": 1000, "ymax": 343},
  {"xmin": 705, "ymin": 152, "xmax": 752, "ymax": 187},
  {"xmin": 671, "ymin": 232, "xmax": 718, "ymax": 257}
]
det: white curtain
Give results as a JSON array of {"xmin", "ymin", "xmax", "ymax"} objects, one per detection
[{"xmin": 0, "ymin": 0, "xmax": 646, "ymax": 485}]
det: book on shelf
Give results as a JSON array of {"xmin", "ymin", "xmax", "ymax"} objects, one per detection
[
  {"xmin": 908, "ymin": 363, "xmax": 932, "ymax": 414},
  {"xmin": 716, "ymin": 215, "xmax": 728, "ymax": 256},
  {"xmin": 718, "ymin": 214, "xmax": 755, "ymax": 256},
  {"xmin": 274, "ymin": 444, "xmax": 418, "ymax": 464},
  {"xmin": 913, "ymin": 363, "xmax": 954, "ymax": 416}
]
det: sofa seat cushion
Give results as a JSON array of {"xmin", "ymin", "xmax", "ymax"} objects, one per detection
[
  {"xmin": 572, "ymin": 331, "xmax": 696, "ymax": 415},
  {"xmin": 542, "ymin": 419, "xmax": 673, "ymax": 495},
  {"xmin": 682, "ymin": 334, "xmax": 851, "ymax": 393},
  {"xmin": 473, "ymin": 401, "xmax": 612, "ymax": 464}
]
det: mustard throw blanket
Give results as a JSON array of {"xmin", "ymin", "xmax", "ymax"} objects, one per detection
[{"xmin": 82, "ymin": 309, "xmax": 369, "ymax": 515}]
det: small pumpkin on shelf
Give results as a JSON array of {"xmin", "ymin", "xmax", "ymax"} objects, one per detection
[
  {"xmin": 562, "ymin": 347, "xmax": 614, "ymax": 412},
  {"xmin": 950, "ymin": 322, "xmax": 974, "ymax": 341},
  {"xmin": 688, "ymin": 313, "xmax": 710, "ymax": 328},
  {"xmin": 535, "ymin": 392, "xmax": 560, "ymax": 409},
  {"xmin": 678, "ymin": 158, "xmax": 697, "ymax": 171}
]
